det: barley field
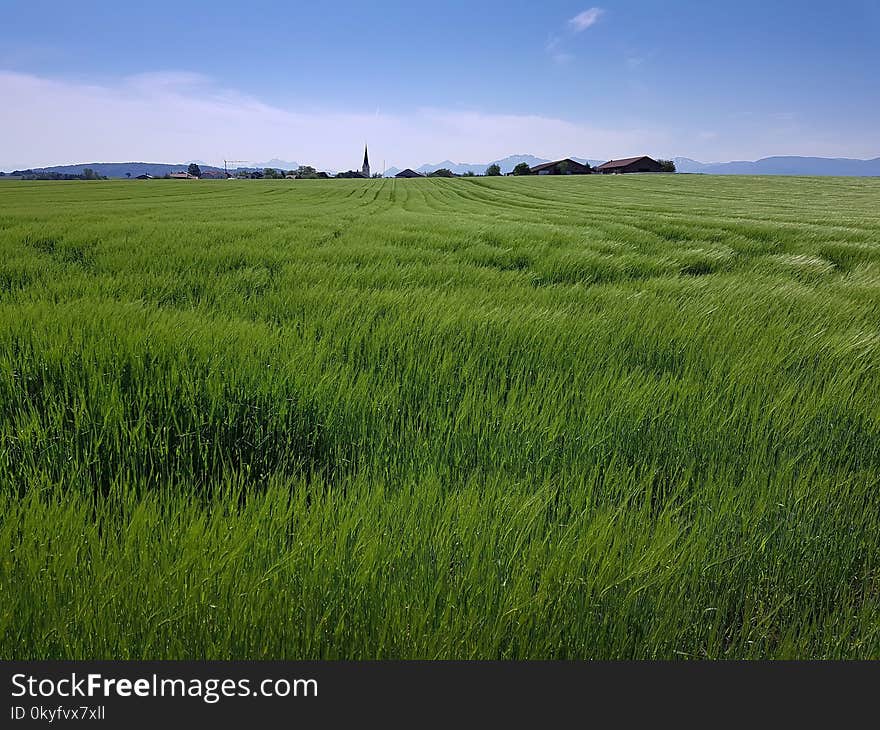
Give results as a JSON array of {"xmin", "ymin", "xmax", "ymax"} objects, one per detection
[{"xmin": 1, "ymin": 174, "xmax": 879, "ymax": 659}]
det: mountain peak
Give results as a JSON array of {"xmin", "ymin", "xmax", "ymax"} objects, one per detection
[
  {"xmin": 8, "ymin": 154, "xmax": 880, "ymax": 179},
  {"xmin": 674, "ymin": 155, "xmax": 880, "ymax": 175}
]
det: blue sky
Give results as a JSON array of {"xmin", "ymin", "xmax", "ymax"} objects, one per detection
[{"xmin": 1, "ymin": 0, "xmax": 878, "ymax": 169}]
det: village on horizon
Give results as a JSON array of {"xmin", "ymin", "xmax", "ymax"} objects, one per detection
[{"xmin": 2, "ymin": 147, "xmax": 677, "ymax": 181}]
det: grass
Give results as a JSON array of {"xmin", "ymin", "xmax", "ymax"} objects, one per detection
[{"xmin": 1, "ymin": 174, "xmax": 879, "ymax": 659}]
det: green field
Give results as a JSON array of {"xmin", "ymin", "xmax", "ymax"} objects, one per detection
[{"xmin": 1, "ymin": 175, "xmax": 879, "ymax": 659}]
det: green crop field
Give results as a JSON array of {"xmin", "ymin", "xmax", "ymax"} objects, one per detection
[{"xmin": 1, "ymin": 174, "xmax": 879, "ymax": 659}]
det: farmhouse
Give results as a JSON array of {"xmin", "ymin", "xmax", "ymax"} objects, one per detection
[
  {"xmin": 169, "ymin": 172, "xmax": 196, "ymax": 179},
  {"xmin": 395, "ymin": 169, "xmax": 424, "ymax": 178},
  {"xmin": 596, "ymin": 156, "xmax": 664, "ymax": 174},
  {"xmin": 529, "ymin": 159, "xmax": 593, "ymax": 175}
]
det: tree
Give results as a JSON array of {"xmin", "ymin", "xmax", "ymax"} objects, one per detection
[
  {"xmin": 428, "ymin": 168, "xmax": 455, "ymax": 177},
  {"xmin": 295, "ymin": 165, "xmax": 318, "ymax": 179},
  {"xmin": 462, "ymin": 171, "xmax": 475, "ymax": 177},
  {"xmin": 512, "ymin": 162, "xmax": 532, "ymax": 176},
  {"xmin": 126, "ymin": 172, "xmax": 131, "ymax": 178},
  {"xmin": 657, "ymin": 159, "xmax": 676, "ymax": 173},
  {"xmin": 187, "ymin": 163, "xmax": 201, "ymax": 178},
  {"xmin": 485, "ymin": 163, "xmax": 501, "ymax": 176},
  {"xmin": 82, "ymin": 168, "xmax": 99, "ymax": 180},
  {"xmin": 262, "ymin": 168, "xmax": 282, "ymax": 179}
]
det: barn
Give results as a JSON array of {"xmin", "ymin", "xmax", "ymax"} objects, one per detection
[
  {"xmin": 394, "ymin": 169, "xmax": 424, "ymax": 178},
  {"xmin": 529, "ymin": 159, "xmax": 593, "ymax": 175},
  {"xmin": 596, "ymin": 156, "xmax": 664, "ymax": 174}
]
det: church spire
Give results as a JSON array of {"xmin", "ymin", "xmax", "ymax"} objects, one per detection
[{"xmin": 362, "ymin": 144, "xmax": 370, "ymax": 178}]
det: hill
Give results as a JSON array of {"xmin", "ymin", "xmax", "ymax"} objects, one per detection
[
  {"xmin": 6, "ymin": 161, "xmax": 298, "ymax": 178},
  {"xmin": 13, "ymin": 162, "xmax": 231, "ymax": 178},
  {"xmin": 247, "ymin": 159, "xmax": 300, "ymax": 171},
  {"xmin": 387, "ymin": 155, "xmax": 604, "ymax": 177},
  {"xmin": 675, "ymin": 155, "xmax": 880, "ymax": 176},
  {"xmin": 397, "ymin": 154, "xmax": 880, "ymax": 177},
  {"xmin": 417, "ymin": 155, "xmax": 550, "ymax": 176},
  {"xmin": 9, "ymin": 155, "xmax": 879, "ymax": 179}
]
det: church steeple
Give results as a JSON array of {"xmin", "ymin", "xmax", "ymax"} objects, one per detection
[{"xmin": 362, "ymin": 144, "xmax": 370, "ymax": 178}]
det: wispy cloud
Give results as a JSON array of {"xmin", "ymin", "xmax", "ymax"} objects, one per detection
[
  {"xmin": 4, "ymin": 69, "xmax": 869, "ymax": 169},
  {"xmin": 0, "ymin": 70, "xmax": 667, "ymax": 170},
  {"xmin": 568, "ymin": 8, "xmax": 604, "ymax": 32},
  {"xmin": 547, "ymin": 8, "xmax": 605, "ymax": 64},
  {"xmin": 545, "ymin": 35, "xmax": 574, "ymax": 65}
]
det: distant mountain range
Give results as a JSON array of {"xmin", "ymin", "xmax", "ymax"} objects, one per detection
[
  {"xmin": 4, "ymin": 155, "xmax": 879, "ymax": 179},
  {"xmin": 4, "ymin": 162, "xmax": 232, "ymax": 178},
  {"xmin": 673, "ymin": 156, "xmax": 880, "ymax": 176},
  {"xmin": 247, "ymin": 159, "xmax": 300, "ymax": 170},
  {"xmin": 3, "ymin": 160, "xmax": 300, "ymax": 178},
  {"xmin": 385, "ymin": 155, "xmax": 880, "ymax": 178},
  {"xmin": 384, "ymin": 155, "xmax": 605, "ymax": 177}
]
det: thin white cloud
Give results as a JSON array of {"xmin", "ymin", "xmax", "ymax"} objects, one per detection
[
  {"xmin": 568, "ymin": 8, "xmax": 604, "ymax": 32},
  {"xmin": 2, "ymin": 69, "xmax": 872, "ymax": 169},
  {"xmin": 547, "ymin": 9, "xmax": 604, "ymax": 64},
  {"xmin": 0, "ymin": 70, "xmax": 667, "ymax": 170},
  {"xmin": 545, "ymin": 35, "xmax": 574, "ymax": 65}
]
